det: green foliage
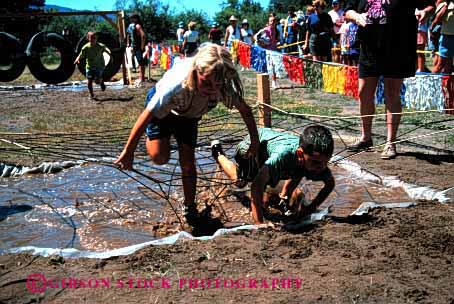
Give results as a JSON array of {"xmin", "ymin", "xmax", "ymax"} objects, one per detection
[
  {"xmin": 0, "ymin": 0, "xmax": 294, "ymax": 47},
  {"xmin": 172, "ymin": 10, "xmax": 210, "ymax": 41},
  {"xmin": 0, "ymin": 0, "xmax": 45, "ymax": 12},
  {"xmin": 0, "ymin": 0, "xmax": 46, "ymax": 42},
  {"xmin": 45, "ymin": 13, "xmax": 117, "ymax": 50},
  {"xmin": 121, "ymin": 0, "xmax": 174, "ymax": 42},
  {"xmin": 269, "ymin": 0, "xmax": 311, "ymax": 15},
  {"xmin": 214, "ymin": 0, "xmax": 268, "ymax": 35}
]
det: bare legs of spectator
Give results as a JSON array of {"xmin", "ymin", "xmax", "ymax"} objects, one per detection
[
  {"xmin": 416, "ymin": 45, "xmax": 426, "ymax": 72},
  {"xmin": 139, "ymin": 65, "xmax": 145, "ymax": 82},
  {"xmin": 357, "ymin": 77, "xmax": 402, "ymax": 159},
  {"xmin": 384, "ymin": 78, "xmax": 403, "ymax": 144},
  {"xmin": 433, "ymin": 56, "xmax": 453, "ymax": 74},
  {"xmin": 358, "ymin": 77, "xmax": 402, "ymax": 143},
  {"xmin": 358, "ymin": 77, "xmax": 378, "ymax": 142}
]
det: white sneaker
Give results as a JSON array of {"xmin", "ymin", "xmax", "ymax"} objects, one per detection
[{"xmin": 381, "ymin": 142, "xmax": 397, "ymax": 160}]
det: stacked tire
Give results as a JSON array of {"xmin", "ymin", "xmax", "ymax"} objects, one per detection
[
  {"xmin": 0, "ymin": 32, "xmax": 27, "ymax": 82},
  {"xmin": 26, "ymin": 31, "xmax": 76, "ymax": 84}
]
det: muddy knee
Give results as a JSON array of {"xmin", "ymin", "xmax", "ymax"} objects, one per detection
[{"xmin": 148, "ymin": 153, "xmax": 169, "ymax": 165}]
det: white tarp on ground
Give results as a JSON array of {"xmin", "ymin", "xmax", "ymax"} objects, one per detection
[
  {"xmin": 0, "ymin": 161, "xmax": 83, "ymax": 177},
  {"xmin": 332, "ymin": 156, "xmax": 453, "ymax": 203},
  {"xmin": 0, "ymin": 202, "xmax": 417, "ymax": 259},
  {"xmin": 1, "ymin": 208, "xmax": 332, "ymax": 259},
  {"xmin": 0, "ymin": 157, "xmax": 451, "ymax": 259}
]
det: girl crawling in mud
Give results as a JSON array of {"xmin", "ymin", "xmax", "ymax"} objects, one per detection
[{"xmin": 115, "ymin": 43, "xmax": 259, "ymax": 226}]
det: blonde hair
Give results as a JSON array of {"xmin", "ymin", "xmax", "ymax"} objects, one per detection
[{"xmin": 185, "ymin": 43, "xmax": 244, "ymax": 101}]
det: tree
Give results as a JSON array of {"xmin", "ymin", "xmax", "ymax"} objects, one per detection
[
  {"xmin": 214, "ymin": 0, "xmax": 268, "ymax": 35},
  {"xmin": 269, "ymin": 0, "xmax": 309, "ymax": 15},
  {"xmin": 122, "ymin": 0, "xmax": 175, "ymax": 42},
  {"xmin": 172, "ymin": 10, "xmax": 210, "ymax": 42},
  {"xmin": 0, "ymin": 0, "xmax": 46, "ymax": 43}
]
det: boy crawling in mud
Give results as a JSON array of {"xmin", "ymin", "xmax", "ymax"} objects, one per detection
[
  {"xmin": 74, "ymin": 32, "xmax": 110, "ymax": 100},
  {"xmin": 211, "ymin": 125, "xmax": 335, "ymax": 224}
]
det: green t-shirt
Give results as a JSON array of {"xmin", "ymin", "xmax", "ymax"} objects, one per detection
[
  {"xmin": 79, "ymin": 42, "xmax": 107, "ymax": 69},
  {"xmin": 236, "ymin": 128, "xmax": 332, "ymax": 187}
]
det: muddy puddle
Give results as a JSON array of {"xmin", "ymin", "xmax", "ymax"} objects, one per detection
[{"xmin": 0, "ymin": 150, "xmax": 415, "ymax": 253}]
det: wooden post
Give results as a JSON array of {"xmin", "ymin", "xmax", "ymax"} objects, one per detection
[
  {"xmin": 117, "ymin": 10, "xmax": 129, "ymax": 85},
  {"xmin": 257, "ymin": 73, "xmax": 271, "ymax": 128}
]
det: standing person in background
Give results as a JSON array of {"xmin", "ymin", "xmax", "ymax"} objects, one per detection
[
  {"xmin": 176, "ymin": 21, "xmax": 185, "ymax": 54},
  {"xmin": 74, "ymin": 32, "xmax": 111, "ymax": 101},
  {"xmin": 296, "ymin": 10, "xmax": 306, "ymax": 56},
  {"xmin": 301, "ymin": 5, "xmax": 316, "ymax": 56},
  {"xmin": 114, "ymin": 43, "xmax": 259, "ymax": 226},
  {"xmin": 276, "ymin": 19, "xmax": 286, "ymax": 52},
  {"xmin": 328, "ymin": 0, "xmax": 345, "ymax": 63},
  {"xmin": 255, "ymin": 16, "xmax": 279, "ymax": 88},
  {"xmin": 429, "ymin": 18, "xmax": 442, "ymax": 70},
  {"xmin": 339, "ymin": 15, "xmax": 359, "ymax": 65},
  {"xmin": 182, "ymin": 21, "xmax": 200, "ymax": 57},
  {"xmin": 126, "ymin": 21, "xmax": 137, "ymax": 73},
  {"xmin": 255, "ymin": 15, "xmax": 278, "ymax": 50},
  {"xmin": 432, "ymin": 0, "xmax": 454, "ymax": 74},
  {"xmin": 128, "ymin": 13, "xmax": 147, "ymax": 85},
  {"xmin": 208, "ymin": 22, "xmax": 223, "ymax": 45},
  {"xmin": 224, "ymin": 15, "xmax": 241, "ymax": 49},
  {"xmin": 303, "ymin": 0, "xmax": 334, "ymax": 62},
  {"xmin": 284, "ymin": 6, "xmax": 299, "ymax": 54},
  {"xmin": 416, "ymin": 9, "xmax": 430, "ymax": 72},
  {"xmin": 240, "ymin": 19, "xmax": 254, "ymax": 45},
  {"xmin": 345, "ymin": 0, "xmax": 434, "ymax": 160}
]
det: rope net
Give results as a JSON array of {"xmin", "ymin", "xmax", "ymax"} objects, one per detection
[{"xmin": 1, "ymin": 91, "xmax": 454, "ymax": 252}]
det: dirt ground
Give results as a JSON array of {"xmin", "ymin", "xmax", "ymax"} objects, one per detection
[
  {"xmin": 1, "ymin": 200, "xmax": 453, "ymax": 303},
  {"xmin": 0, "ymin": 76, "xmax": 454, "ymax": 303}
]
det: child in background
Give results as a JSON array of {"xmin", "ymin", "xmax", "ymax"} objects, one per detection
[
  {"xmin": 429, "ymin": 20, "xmax": 442, "ymax": 69},
  {"xmin": 74, "ymin": 32, "xmax": 110, "ymax": 100},
  {"xmin": 339, "ymin": 17, "xmax": 359, "ymax": 66},
  {"xmin": 182, "ymin": 21, "xmax": 200, "ymax": 57},
  {"xmin": 416, "ymin": 9, "xmax": 430, "ymax": 72}
]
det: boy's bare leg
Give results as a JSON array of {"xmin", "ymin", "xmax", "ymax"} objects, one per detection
[
  {"xmin": 87, "ymin": 79, "xmax": 94, "ymax": 98},
  {"xmin": 216, "ymin": 155, "xmax": 238, "ymax": 181}
]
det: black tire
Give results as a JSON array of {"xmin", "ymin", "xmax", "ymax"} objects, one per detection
[
  {"xmin": 76, "ymin": 32, "xmax": 122, "ymax": 81},
  {"xmin": 26, "ymin": 32, "xmax": 76, "ymax": 84},
  {"xmin": 0, "ymin": 32, "xmax": 27, "ymax": 82}
]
